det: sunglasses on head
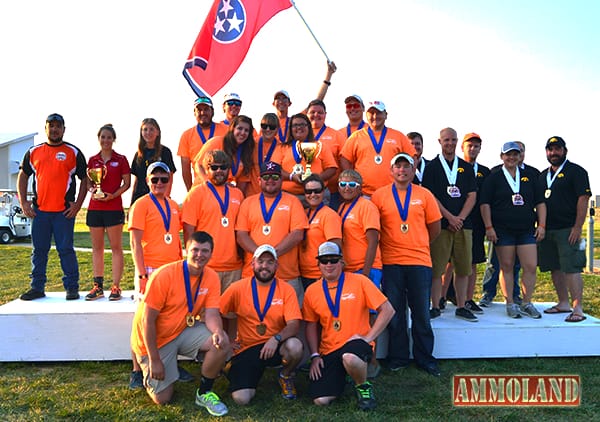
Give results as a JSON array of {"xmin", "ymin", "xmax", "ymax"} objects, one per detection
[
  {"xmin": 209, "ymin": 164, "xmax": 229, "ymax": 171},
  {"xmin": 225, "ymin": 100, "xmax": 242, "ymax": 107},
  {"xmin": 304, "ymin": 188, "xmax": 324, "ymax": 195},
  {"xmin": 261, "ymin": 174, "xmax": 281, "ymax": 181},
  {"xmin": 260, "ymin": 123, "xmax": 277, "ymax": 131},
  {"xmin": 318, "ymin": 257, "xmax": 341, "ymax": 265},
  {"xmin": 338, "ymin": 181, "xmax": 360, "ymax": 188},
  {"xmin": 345, "ymin": 103, "xmax": 362, "ymax": 110},
  {"xmin": 150, "ymin": 176, "xmax": 169, "ymax": 184}
]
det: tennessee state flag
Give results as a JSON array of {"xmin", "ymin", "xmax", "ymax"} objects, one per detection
[{"xmin": 183, "ymin": 0, "xmax": 292, "ymax": 97}]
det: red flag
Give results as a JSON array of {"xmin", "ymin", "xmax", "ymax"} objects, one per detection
[{"xmin": 183, "ymin": 0, "xmax": 292, "ymax": 97}]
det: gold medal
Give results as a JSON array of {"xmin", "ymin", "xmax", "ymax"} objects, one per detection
[
  {"xmin": 262, "ymin": 225, "xmax": 271, "ymax": 235},
  {"xmin": 256, "ymin": 323, "xmax": 267, "ymax": 335},
  {"xmin": 221, "ymin": 216, "xmax": 229, "ymax": 227},
  {"xmin": 164, "ymin": 233, "xmax": 172, "ymax": 244},
  {"xmin": 333, "ymin": 320, "xmax": 342, "ymax": 331},
  {"xmin": 401, "ymin": 223, "xmax": 409, "ymax": 233},
  {"xmin": 374, "ymin": 155, "xmax": 383, "ymax": 165},
  {"xmin": 545, "ymin": 189, "xmax": 551, "ymax": 199},
  {"xmin": 186, "ymin": 314, "xmax": 195, "ymax": 327}
]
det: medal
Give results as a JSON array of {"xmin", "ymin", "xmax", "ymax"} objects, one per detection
[
  {"xmin": 545, "ymin": 189, "xmax": 551, "ymax": 198},
  {"xmin": 374, "ymin": 155, "xmax": 383, "ymax": 165},
  {"xmin": 392, "ymin": 184, "xmax": 411, "ymax": 234},
  {"xmin": 447, "ymin": 185, "xmax": 461, "ymax": 197},
  {"xmin": 164, "ymin": 233, "xmax": 172, "ymax": 244},
  {"xmin": 183, "ymin": 261, "xmax": 203, "ymax": 330},
  {"xmin": 256, "ymin": 323, "xmax": 267, "ymax": 335},
  {"xmin": 333, "ymin": 320, "xmax": 342, "ymax": 331},
  {"xmin": 293, "ymin": 164, "xmax": 304, "ymax": 174},
  {"xmin": 367, "ymin": 126, "xmax": 387, "ymax": 165},
  {"xmin": 512, "ymin": 194, "xmax": 524, "ymax": 206},
  {"xmin": 221, "ymin": 216, "xmax": 229, "ymax": 227},
  {"xmin": 186, "ymin": 314, "xmax": 195, "ymax": 327},
  {"xmin": 322, "ymin": 273, "xmax": 345, "ymax": 333},
  {"xmin": 252, "ymin": 277, "xmax": 277, "ymax": 337},
  {"xmin": 401, "ymin": 223, "xmax": 409, "ymax": 233},
  {"xmin": 262, "ymin": 225, "xmax": 271, "ymax": 235},
  {"xmin": 206, "ymin": 181, "xmax": 230, "ymax": 229},
  {"xmin": 260, "ymin": 192, "xmax": 281, "ymax": 237}
]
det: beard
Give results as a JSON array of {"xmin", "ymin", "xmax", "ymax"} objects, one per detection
[{"xmin": 254, "ymin": 268, "xmax": 275, "ymax": 283}]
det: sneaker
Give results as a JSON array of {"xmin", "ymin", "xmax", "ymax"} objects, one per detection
[
  {"xmin": 438, "ymin": 297, "xmax": 447, "ymax": 311},
  {"xmin": 479, "ymin": 296, "xmax": 493, "ymax": 308},
  {"xmin": 129, "ymin": 370, "xmax": 143, "ymax": 389},
  {"xmin": 446, "ymin": 295, "xmax": 457, "ymax": 306},
  {"xmin": 20, "ymin": 288, "xmax": 45, "ymax": 301},
  {"xmin": 455, "ymin": 307, "xmax": 478, "ymax": 322},
  {"xmin": 195, "ymin": 390, "xmax": 229, "ymax": 417},
  {"xmin": 178, "ymin": 366, "xmax": 194, "ymax": 382},
  {"xmin": 388, "ymin": 361, "xmax": 409, "ymax": 371},
  {"xmin": 513, "ymin": 296, "xmax": 523, "ymax": 306},
  {"xmin": 367, "ymin": 361, "xmax": 381, "ymax": 379},
  {"xmin": 506, "ymin": 303, "xmax": 522, "ymax": 319},
  {"xmin": 85, "ymin": 284, "xmax": 104, "ymax": 301},
  {"xmin": 520, "ymin": 302, "xmax": 542, "ymax": 319},
  {"xmin": 66, "ymin": 290, "xmax": 80, "ymax": 300},
  {"xmin": 430, "ymin": 308, "xmax": 441, "ymax": 319},
  {"xmin": 278, "ymin": 371, "xmax": 297, "ymax": 399},
  {"xmin": 418, "ymin": 364, "xmax": 441, "ymax": 377},
  {"xmin": 465, "ymin": 299, "xmax": 484, "ymax": 314},
  {"xmin": 355, "ymin": 381, "xmax": 376, "ymax": 411},
  {"xmin": 108, "ymin": 285, "xmax": 122, "ymax": 301}
]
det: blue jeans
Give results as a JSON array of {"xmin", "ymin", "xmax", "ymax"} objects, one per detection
[
  {"xmin": 382, "ymin": 264, "xmax": 435, "ymax": 367},
  {"xmin": 482, "ymin": 249, "xmax": 520, "ymax": 300},
  {"xmin": 30, "ymin": 209, "xmax": 79, "ymax": 292}
]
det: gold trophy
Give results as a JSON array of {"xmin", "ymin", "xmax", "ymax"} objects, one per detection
[
  {"xmin": 295, "ymin": 141, "xmax": 322, "ymax": 180},
  {"xmin": 87, "ymin": 165, "xmax": 107, "ymax": 199}
]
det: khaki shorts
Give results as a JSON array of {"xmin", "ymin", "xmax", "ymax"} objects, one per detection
[
  {"xmin": 538, "ymin": 228, "xmax": 586, "ymax": 273},
  {"xmin": 430, "ymin": 229, "xmax": 473, "ymax": 277},
  {"xmin": 286, "ymin": 276, "xmax": 304, "ymax": 307},
  {"xmin": 217, "ymin": 269, "xmax": 242, "ymax": 293}
]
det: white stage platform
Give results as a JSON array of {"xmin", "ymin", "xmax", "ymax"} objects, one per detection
[{"xmin": 1, "ymin": 293, "xmax": 599, "ymax": 361}]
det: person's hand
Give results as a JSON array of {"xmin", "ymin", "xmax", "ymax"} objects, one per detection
[
  {"xmin": 63, "ymin": 201, "xmax": 81, "ymax": 219},
  {"xmin": 485, "ymin": 227, "xmax": 498, "ymax": 243},
  {"xmin": 326, "ymin": 61, "xmax": 337, "ymax": 76},
  {"xmin": 149, "ymin": 358, "xmax": 165, "ymax": 380},
  {"xmin": 259, "ymin": 337, "xmax": 279, "ymax": 360},
  {"xmin": 447, "ymin": 215, "xmax": 464, "ymax": 232},
  {"xmin": 568, "ymin": 226, "xmax": 582, "ymax": 245},
  {"xmin": 21, "ymin": 200, "xmax": 36, "ymax": 218},
  {"xmin": 212, "ymin": 330, "xmax": 225, "ymax": 350},
  {"xmin": 535, "ymin": 226, "xmax": 546, "ymax": 242},
  {"xmin": 309, "ymin": 356, "xmax": 324, "ymax": 381}
]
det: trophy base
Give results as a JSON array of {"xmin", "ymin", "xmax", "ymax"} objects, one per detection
[{"xmin": 92, "ymin": 191, "xmax": 106, "ymax": 200}]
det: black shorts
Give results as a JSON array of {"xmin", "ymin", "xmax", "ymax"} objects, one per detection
[
  {"xmin": 86, "ymin": 210, "xmax": 125, "ymax": 228},
  {"xmin": 471, "ymin": 226, "xmax": 486, "ymax": 264},
  {"xmin": 227, "ymin": 342, "xmax": 283, "ymax": 392},
  {"xmin": 309, "ymin": 339, "xmax": 373, "ymax": 399}
]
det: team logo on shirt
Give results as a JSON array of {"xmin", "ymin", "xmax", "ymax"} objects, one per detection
[
  {"xmin": 55, "ymin": 152, "xmax": 67, "ymax": 161},
  {"xmin": 213, "ymin": 0, "xmax": 246, "ymax": 44},
  {"xmin": 457, "ymin": 167, "xmax": 465, "ymax": 173},
  {"xmin": 271, "ymin": 299, "xmax": 283, "ymax": 306},
  {"xmin": 110, "ymin": 162, "xmax": 119, "ymax": 167},
  {"xmin": 277, "ymin": 205, "xmax": 290, "ymax": 211},
  {"xmin": 557, "ymin": 173, "xmax": 564, "ymax": 178},
  {"xmin": 521, "ymin": 177, "xmax": 529, "ymax": 182},
  {"xmin": 197, "ymin": 287, "xmax": 209, "ymax": 296},
  {"xmin": 341, "ymin": 293, "xmax": 356, "ymax": 301}
]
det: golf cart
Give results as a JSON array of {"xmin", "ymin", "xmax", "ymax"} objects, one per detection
[{"xmin": 0, "ymin": 190, "xmax": 32, "ymax": 244}]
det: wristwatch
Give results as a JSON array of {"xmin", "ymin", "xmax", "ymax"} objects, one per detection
[{"xmin": 274, "ymin": 334, "xmax": 282, "ymax": 343}]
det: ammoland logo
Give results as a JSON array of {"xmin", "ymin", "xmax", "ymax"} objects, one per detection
[{"xmin": 453, "ymin": 375, "xmax": 580, "ymax": 407}]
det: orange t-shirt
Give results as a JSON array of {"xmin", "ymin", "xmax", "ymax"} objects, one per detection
[
  {"xmin": 272, "ymin": 141, "xmax": 338, "ymax": 195},
  {"xmin": 127, "ymin": 194, "xmax": 182, "ymax": 268},
  {"xmin": 235, "ymin": 192, "xmax": 308, "ymax": 280},
  {"xmin": 340, "ymin": 126, "xmax": 416, "ymax": 196},
  {"xmin": 181, "ymin": 182, "xmax": 244, "ymax": 271},
  {"xmin": 372, "ymin": 183, "xmax": 442, "ymax": 266},
  {"xmin": 314, "ymin": 125, "xmax": 344, "ymax": 194},
  {"xmin": 337, "ymin": 121, "xmax": 367, "ymax": 140},
  {"xmin": 300, "ymin": 206, "xmax": 343, "ymax": 279},
  {"xmin": 193, "ymin": 136, "xmax": 252, "ymax": 187},
  {"xmin": 178, "ymin": 123, "xmax": 228, "ymax": 183},
  {"xmin": 302, "ymin": 272, "xmax": 387, "ymax": 356},
  {"xmin": 130, "ymin": 261, "xmax": 221, "ymax": 356},
  {"xmin": 337, "ymin": 196, "xmax": 382, "ymax": 271},
  {"xmin": 246, "ymin": 137, "xmax": 282, "ymax": 197},
  {"xmin": 220, "ymin": 277, "xmax": 301, "ymax": 353}
]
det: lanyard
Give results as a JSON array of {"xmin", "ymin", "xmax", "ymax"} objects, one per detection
[
  {"xmin": 206, "ymin": 181, "xmax": 229, "ymax": 217},
  {"xmin": 392, "ymin": 183, "xmax": 412, "ymax": 222},
  {"xmin": 438, "ymin": 154, "xmax": 459, "ymax": 185},
  {"xmin": 251, "ymin": 277, "xmax": 277, "ymax": 322},
  {"xmin": 278, "ymin": 117, "xmax": 289, "ymax": 143},
  {"xmin": 183, "ymin": 261, "xmax": 202, "ymax": 315},
  {"xmin": 346, "ymin": 121, "xmax": 365, "ymax": 138},
  {"xmin": 196, "ymin": 122, "xmax": 215, "ymax": 144},
  {"xmin": 260, "ymin": 192, "xmax": 282, "ymax": 225},
  {"xmin": 546, "ymin": 160, "xmax": 567, "ymax": 189},
  {"xmin": 367, "ymin": 126, "xmax": 387, "ymax": 155},
  {"xmin": 258, "ymin": 136, "xmax": 277, "ymax": 168},
  {"xmin": 322, "ymin": 272, "xmax": 345, "ymax": 318},
  {"xmin": 149, "ymin": 193, "xmax": 171, "ymax": 232},
  {"xmin": 502, "ymin": 166, "xmax": 521, "ymax": 194},
  {"xmin": 314, "ymin": 125, "xmax": 327, "ymax": 141}
]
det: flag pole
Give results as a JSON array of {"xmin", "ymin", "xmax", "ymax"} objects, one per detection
[{"xmin": 290, "ymin": 0, "xmax": 331, "ymax": 63}]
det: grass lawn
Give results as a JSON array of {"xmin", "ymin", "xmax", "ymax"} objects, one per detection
[{"xmin": 1, "ymin": 214, "xmax": 599, "ymax": 421}]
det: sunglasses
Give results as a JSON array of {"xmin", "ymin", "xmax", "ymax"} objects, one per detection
[
  {"xmin": 291, "ymin": 123, "xmax": 308, "ymax": 129},
  {"xmin": 261, "ymin": 174, "xmax": 281, "ymax": 181},
  {"xmin": 209, "ymin": 164, "xmax": 229, "ymax": 171},
  {"xmin": 150, "ymin": 176, "xmax": 169, "ymax": 184},
  {"xmin": 345, "ymin": 103, "xmax": 362, "ymax": 111},
  {"xmin": 225, "ymin": 100, "xmax": 242, "ymax": 107},
  {"xmin": 261, "ymin": 123, "xmax": 277, "ymax": 131},
  {"xmin": 338, "ymin": 181, "xmax": 360, "ymax": 188},
  {"xmin": 304, "ymin": 188, "xmax": 324, "ymax": 195},
  {"xmin": 318, "ymin": 257, "xmax": 341, "ymax": 265}
]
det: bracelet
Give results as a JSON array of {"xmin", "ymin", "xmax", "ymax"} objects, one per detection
[
  {"xmin": 310, "ymin": 353, "xmax": 321, "ymax": 359},
  {"xmin": 485, "ymin": 226, "xmax": 493, "ymax": 230},
  {"xmin": 538, "ymin": 224, "xmax": 545, "ymax": 228},
  {"xmin": 138, "ymin": 274, "xmax": 148, "ymax": 279},
  {"xmin": 323, "ymin": 80, "xmax": 331, "ymax": 86},
  {"xmin": 289, "ymin": 173, "xmax": 294, "ymax": 181}
]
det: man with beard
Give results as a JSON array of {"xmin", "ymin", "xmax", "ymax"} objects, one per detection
[
  {"xmin": 178, "ymin": 97, "xmax": 228, "ymax": 191},
  {"xmin": 220, "ymin": 244, "xmax": 303, "ymax": 404},
  {"xmin": 538, "ymin": 136, "xmax": 591, "ymax": 323}
]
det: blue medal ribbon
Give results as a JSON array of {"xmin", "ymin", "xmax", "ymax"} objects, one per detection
[
  {"xmin": 307, "ymin": 203, "xmax": 325, "ymax": 225},
  {"xmin": 149, "ymin": 192, "xmax": 171, "ymax": 233},
  {"xmin": 206, "ymin": 181, "xmax": 229, "ymax": 218},
  {"xmin": 292, "ymin": 141, "xmax": 303, "ymax": 164},
  {"xmin": 314, "ymin": 125, "xmax": 327, "ymax": 141},
  {"xmin": 367, "ymin": 126, "xmax": 388, "ymax": 155},
  {"xmin": 278, "ymin": 117, "xmax": 289, "ymax": 144},
  {"xmin": 260, "ymin": 192, "xmax": 282, "ymax": 225},
  {"xmin": 258, "ymin": 136, "xmax": 277, "ymax": 169},
  {"xmin": 322, "ymin": 272, "xmax": 345, "ymax": 318},
  {"xmin": 196, "ymin": 122, "xmax": 215, "ymax": 145},
  {"xmin": 223, "ymin": 119, "xmax": 230, "ymax": 126},
  {"xmin": 231, "ymin": 146, "xmax": 243, "ymax": 176},
  {"xmin": 338, "ymin": 196, "xmax": 360, "ymax": 231},
  {"xmin": 392, "ymin": 183, "xmax": 412, "ymax": 222},
  {"xmin": 183, "ymin": 261, "xmax": 202, "ymax": 315},
  {"xmin": 346, "ymin": 121, "xmax": 365, "ymax": 138},
  {"xmin": 251, "ymin": 276, "xmax": 277, "ymax": 322}
]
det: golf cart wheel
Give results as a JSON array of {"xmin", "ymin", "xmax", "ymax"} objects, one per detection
[{"xmin": 0, "ymin": 229, "xmax": 12, "ymax": 244}]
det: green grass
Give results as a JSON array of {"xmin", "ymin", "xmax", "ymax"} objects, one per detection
[{"xmin": 1, "ymin": 213, "xmax": 600, "ymax": 421}]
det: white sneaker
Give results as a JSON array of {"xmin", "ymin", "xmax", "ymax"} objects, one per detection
[{"xmin": 195, "ymin": 390, "xmax": 228, "ymax": 417}]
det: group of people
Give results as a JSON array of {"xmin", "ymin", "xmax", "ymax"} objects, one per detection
[{"xmin": 16, "ymin": 76, "xmax": 591, "ymax": 414}]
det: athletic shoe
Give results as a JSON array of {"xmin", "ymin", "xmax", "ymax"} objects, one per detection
[
  {"xmin": 506, "ymin": 303, "xmax": 521, "ymax": 319},
  {"xmin": 85, "ymin": 284, "xmax": 104, "ymax": 301},
  {"xmin": 108, "ymin": 285, "xmax": 121, "ymax": 301},
  {"xmin": 455, "ymin": 307, "xmax": 478, "ymax": 322},
  {"xmin": 429, "ymin": 308, "xmax": 441, "ymax": 319},
  {"xmin": 478, "ymin": 296, "xmax": 493, "ymax": 308},
  {"xmin": 20, "ymin": 288, "xmax": 45, "ymax": 301},
  {"xmin": 465, "ymin": 299, "xmax": 484, "ymax": 314},
  {"xmin": 178, "ymin": 366, "xmax": 194, "ymax": 382},
  {"xmin": 418, "ymin": 364, "xmax": 441, "ymax": 377},
  {"xmin": 129, "ymin": 370, "xmax": 143, "ymax": 390},
  {"xmin": 355, "ymin": 381, "xmax": 376, "ymax": 411},
  {"xmin": 66, "ymin": 290, "xmax": 80, "ymax": 300},
  {"xmin": 438, "ymin": 297, "xmax": 447, "ymax": 311},
  {"xmin": 278, "ymin": 371, "xmax": 297, "ymax": 399},
  {"xmin": 520, "ymin": 302, "xmax": 542, "ymax": 319},
  {"xmin": 389, "ymin": 361, "xmax": 409, "ymax": 371},
  {"xmin": 195, "ymin": 390, "xmax": 229, "ymax": 417}
]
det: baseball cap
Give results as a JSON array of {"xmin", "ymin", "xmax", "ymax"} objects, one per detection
[
  {"xmin": 253, "ymin": 244, "xmax": 278, "ymax": 260},
  {"xmin": 274, "ymin": 90, "xmax": 290, "ymax": 101},
  {"xmin": 146, "ymin": 161, "xmax": 170, "ymax": 177},
  {"xmin": 545, "ymin": 136, "xmax": 566, "ymax": 149},
  {"xmin": 390, "ymin": 153, "xmax": 415, "ymax": 166},
  {"xmin": 316, "ymin": 241, "xmax": 342, "ymax": 258},
  {"xmin": 344, "ymin": 94, "xmax": 364, "ymax": 107},
  {"xmin": 260, "ymin": 161, "xmax": 282, "ymax": 176},
  {"xmin": 501, "ymin": 142, "xmax": 521, "ymax": 154},
  {"xmin": 46, "ymin": 113, "xmax": 65, "ymax": 124},
  {"xmin": 223, "ymin": 93, "xmax": 242, "ymax": 103},
  {"xmin": 367, "ymin": 100, "xmax": 386, "ymax": 112},
  {"xmin": 462, "ymin": 132, "xmax": 482, "ymax": 143},
  {"xmin": 195, "ymin": 97, "xmax": 213, "ymax": 107}
]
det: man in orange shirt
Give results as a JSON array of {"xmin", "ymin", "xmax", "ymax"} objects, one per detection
[
  {"xmin": 338, "ymin": 95, "xmax": 366, "ymax": 140},
  {"xmin": 236, "ymin": 161, "xmax": 308, "ymax": 303},
  {"xmin": 182, "ymin": 150, "xmax": 244, "ymax": 292},
  {"xmin": 130, "ymin": 231, "xmax": 229, "ymax": 416},
  {"xmin": 220, "ymin": 244, "xmax": 303, "ymax": 405},
  {"xmin": 303, "ymin": 242, "xmax": 395, "ymax": 411},
  {"xmin": 178, "ymin": 97, "xmax": 228, "ymax": 191},
  {"xmin": 372, "ymin": 153, "xmax": 442, "ymax": 376},
  {"xmin": 340, "ymin": 100, "xmax": 416, "ymax": 197}
]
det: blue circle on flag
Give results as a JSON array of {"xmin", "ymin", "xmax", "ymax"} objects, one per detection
[{"xmin": 213, "ymin": 0, "xmax": 246, "ymax": 44}]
